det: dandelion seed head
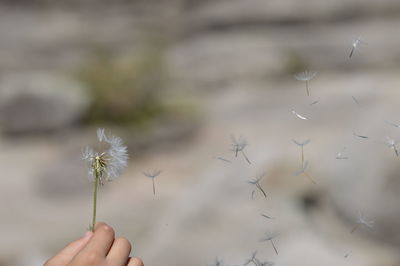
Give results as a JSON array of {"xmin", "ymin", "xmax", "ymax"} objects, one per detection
[
  {"xmin": 386, "ymin": 136, "xmax": 398, "ymax": 146},
  {"xmin": 352, "ymin": 37, "xmax": 365, "ymax": 48},
  {"xmin": 247, "ymin": 173, "xmax": 264, "ymax": 185},
  {"xmin": 230, "ymin": 135, "xmax": 248, "ymax": 152},
  {"xmin": 143, "ymin": 170, "xmax": 162, "ymax": 179},
  {"xmin": 82, "ymin": 129, "xmax": 128, "ymax": 183},
  {"xmin": 260, "ymin": 232, "xmax": 279, "ymax": 242},
  {"xmin": 292, "ymin": 139, "xmax": 311, "ymax": 146},
  {"xmin": 356, "ymin": 211, "xmax": 374, "ymax": 228},
  {"xmin": 294, "ymin": 70, "xmax": 317, "ymax": 81}
]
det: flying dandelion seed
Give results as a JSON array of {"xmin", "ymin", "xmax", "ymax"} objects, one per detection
[
  {"xmin": 82, "ymin": 128, "xmax": 128, "ymax": 231},
  {"xmin": 384, "ymin": 120, "xmax": 400, "ymax": 128},
  {"xmin": 336, "ymin": 147, "xmax": 349, "ymax": 160},
  {"xmin": 209, "ymin": 258, "xmax": 224, "ymax": 266},
  {"xmin": 291, "ymin": 109, "xmax": 308, "ymax": 120},
  {"xmin": 344, "ymin": 251, "xmax": 352, "ymax": 258},
  {"xmin": 261, "ymin": 213, "xmax": 275, "ymax": 220},
  {"xmin": 353, "ymin": 132, "xmax": 368, "ymax": 139},
  {"xmin": 292, "ymin": 139, "xmax": 311, "ymax": 163},
  {"xmin": 143, "ymin": 170, "xmax": 162, "ymax": 195},
  {"xmin": 254, "ymin": 259, "xmax": 274, "ymax": 266},
  {"xmin": 310, "ymin": 100, "xmax": 320, "ymax": 106},
  {"xmin": 351, "ymin": 96, "xmax": 360, "ymax": 106},
  {"xmin": 247, "ymin": 173, "xmax": 267, "ymax": 199},
  {"xmin": 244, "ymin": 251, "xmax": 258, "ymax": 266},
  {"xmin": 231, "ymin": 135, "xmax": 252, "ymax": 164},
  {"xmin": 351, "ymin": 211, "xmax": 374, "ymax": 233},
  {"xmin": 260, "ymin": 233, "xmax": 279, "ymax": 255},
  {"xmin": 294, "ymin": 70, "xmax": 317, "ymax": 96},
  {"xmin": 349, "ymin": 37, "xmax": 366, "ymax": 58},
  {"xmin": 294, "ymin": 161, "xmax": 316, "ymax": 184},
  {"xmin": 385, "ymin": 136, "xmax": 399, "ymax": 157}
]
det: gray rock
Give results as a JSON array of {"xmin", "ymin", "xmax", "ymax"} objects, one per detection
[{"xmin": 0, "ymin": 73, "xmax": 89, "ymax": 134}]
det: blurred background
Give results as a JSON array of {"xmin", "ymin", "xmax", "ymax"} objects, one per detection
[{"xmin": 1, "ymin": 0, "xmax": 400, "ymax": 265}]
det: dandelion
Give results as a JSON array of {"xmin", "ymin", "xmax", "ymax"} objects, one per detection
[
  {"xmin": 336, "ymin": 147, "xmax": 349, "ymax": 160},
  {"xmin": 260, "ymin": 233, "xmax": 279, "ymax": 255},
  {"xmin": 231, "ymin": 135, "xmax": 252, "ymax": 164},
  {"xmin": 82, "ymin": 128, "xmax": 128, "ymax": 231},
  {"xmin": 349, "ymin": 37, "xmax": 366, "ymax": 58},
  {"xmin": 143, "ymin": 170, "xmax": 162, "ymax": 195},
  {"xmin": 291, "ymin": 109, "xmax": 308, "ymax": 120},
  {"xmin": 293, "ymin": 161, "xmax": 316, "ymax": 184},
  {"xmin": 309, "ymin": 100, "xmax": 320, "ymax": 106},
  {"xmin": 294, "ymin": 70, "xmax": 317, "ymax": 96},
  {"xmin": 247, "ymin": 173, "xmax": 267, "ymax": 199},
  {"xmin": 292, "ymin": 139, "xmax": 310, "ymax": 163},
  {"xmin": 351, "ymin": 211, "xmax": 374, "ymax": 233}
]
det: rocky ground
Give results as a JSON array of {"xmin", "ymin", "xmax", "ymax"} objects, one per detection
[{"xmin": 0, "ymin": 1, "xmax": 400, "ymax": 266}]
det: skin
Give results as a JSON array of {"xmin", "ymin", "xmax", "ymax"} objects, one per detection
[{"xmin": 44, "ymin": 222, "xmax": 144, "ymax": 266}]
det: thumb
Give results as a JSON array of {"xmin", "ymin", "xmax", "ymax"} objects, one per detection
[{"xmin": 45, "ymin": 231, "xmax": 93, "ymax": 266}]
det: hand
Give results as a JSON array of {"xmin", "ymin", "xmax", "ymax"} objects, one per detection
[{"xmin": 44, "ymin": 222, "xmax": 144, "ymax": 266}]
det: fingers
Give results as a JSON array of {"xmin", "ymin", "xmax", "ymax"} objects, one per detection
[
  {"xmin": 127, "ymin": 257, "xmax": 144, "ymax": 266},
  {"xmin": 106, "ymin": 237, "xmax": 131, "ymax": 265},
  {"xmin": 79, "ymin": 222, "xmax": 115, "ymax": 256},
  {"xmin": 44, "ymin": 231, "xmax": 93, "ymax": 266}
]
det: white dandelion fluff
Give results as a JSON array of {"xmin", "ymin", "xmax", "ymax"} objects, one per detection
[
  {"xmin": 82, "ymin": 128, "xmax": 128, "ymax": 231},
  {"xmin": 351, "ymin": 211, "xmax": 374, "ymax": 233},
  {"xmin": 291, "ymin": 109, "xmax": 308, "ymax": 120},
  {"xmin": 293, "ymin": 139, "xmax": 310, "ymax": 163},
  {"xmin": 143, "ymin": 170, "xmax": 162, "ymax": 195},
  {"xmin": 349, "ymin": 37, "xmax": 366, "ymax": 58},
  {"xmin": 83, "ymin": 128, "xmax": 128, "ymax": 183},
  {"xmin": 230, "ymin": 135, "xmax": 252, "ymax": 164},
  {"xmin": 294, "ymin": 70, "xmax": 317, "ymax": 96}
]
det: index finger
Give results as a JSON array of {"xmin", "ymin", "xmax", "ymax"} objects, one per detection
[{"xmin": 79, "ymin": 222, "xmax": 115, "ymax": 257}]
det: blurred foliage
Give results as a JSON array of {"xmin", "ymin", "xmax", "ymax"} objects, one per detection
[{"xmin": 77, "ymin": 46, "xmax": 168, "ymax": 127}]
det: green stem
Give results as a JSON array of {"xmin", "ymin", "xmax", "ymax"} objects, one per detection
[{"xmin": 91, "ymin": 160, "xmax": 100, "ymax": 232}]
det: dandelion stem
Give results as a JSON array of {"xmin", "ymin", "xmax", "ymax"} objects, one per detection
[
  {"xmin": 152, "ymin": 178, "xmax": 156, "ymax": 195},
  {"xmin": 306, "ymin": 81, "xmax": 310, "ymax": 96},
  {"xmin": 271, "ymin": 239, "xmax": 279, "ymax": 255},
  {"xmin": 91, "ymin": 160, "xmax": 100, "ymax": 232},
  {"xmin": 301, "ymin": 147, "xmax": 304, "ymax": 163},
  {"xmin": 304, "ymin": 172, "xmax": 316, "ymax": 185}
]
